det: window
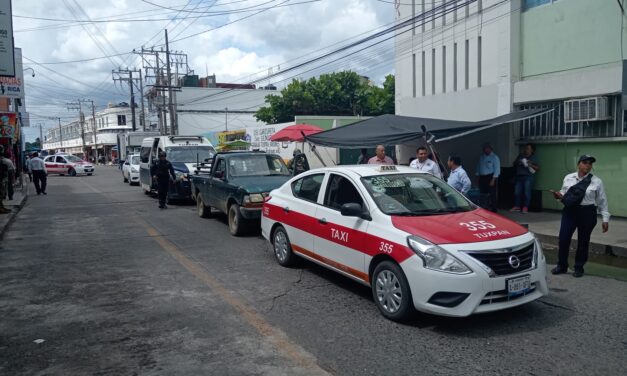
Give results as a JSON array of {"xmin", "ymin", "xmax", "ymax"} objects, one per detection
[
  {"xmin": 421, "ymin": 0, "xmax": 426, "ymax": 32},
  {"xmin": 56, "ymin": 156, "xmax": 65, "ymax": 163},
  {"xmin": 477, "ymin": 36, "xmax": 482, "ymax": 88},
  {"xmin": 412, "ymin": 0, "xmax": 416, "ymax": 35},
  {"xmin": 431, "ymin": 48, "xmax": 436, "ymax": 95},
  {"xmin": 431, "ymin": 0, "xmax": 435, "ymax": 29},
  {"xmin": 140, "ymin": 147, "xmax": 151, "ymax": 163},
  {"xmin": 412, "ymin": 54, "xmax": 417, "ymax": 98},
  {"xmin": 324, "ymin": 174, "xmax": 364, "ymax": 210},
  {"xmin": 442, "ymin": 45, "xmax": 446, "ymax": 93},
  {"xmin": 523, "ymin": 0, "xmax": 552, "ymax": 11},
  {"xmin": 117, "ymin": 115, "xmax": 126, "ymax": 125},
  {"xmin": 465, "ymin": 39, "xmax": 469, "ymax": 90},
  {"xmin": 421, "ymin": 51, "xmax": 426, "ymax": 96},
  {"xmin": 453, "ymin": 42, "xmax": 458, "ymax": 91},
  {"xmin": 292, "ymin": 173, "xmax": 324, "ymax": 203},
  {"xmin": 227, "ymin": 155, "xmax": 290, "ymax": 177},
  {"xmin": 213, "ymin": 159, "xmax": 226, "ymax": 178}
]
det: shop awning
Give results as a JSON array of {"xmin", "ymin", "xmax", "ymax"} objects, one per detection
[{"xmin": 304, "ymin": 108, "xmax": 552, "ymax": 148}]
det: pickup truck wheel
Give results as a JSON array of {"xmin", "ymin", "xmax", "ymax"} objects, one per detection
[
  {"xmin": 272, "ymin": 226, "xmax": 296, "ymax": 267},
  {"xmin": 197, "ymin": 196, "xmax": 212, "ymax": 218},
  {"xmin": 228, "ymin": 203, "xmax": 246, "ymax": 236}
]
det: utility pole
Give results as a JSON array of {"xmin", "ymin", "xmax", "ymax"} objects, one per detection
[
  {"xmin": 38, "ymin": 123, "xmax": 43, "ymax": 147},
  {"xmin": 58, "ymin": 118, "xmax": 63, "ymax": 150},
  {"xmin": 138, "ymin": 70, "xmax": 146, "ymax": 131},
  {"xmin": 67, "ymin": 100, "xmax": 87, "ymax": 158},
  {"xmin": 165, "ymin": 29, "xmax": 177, "ymax": 135},
  {"xmin": 225, "ymin": 107, "xmax": 228, "ymax": 131},
  {"xmin": 112, "ymin": 68, "xmax": 142, "ymax": 131}
]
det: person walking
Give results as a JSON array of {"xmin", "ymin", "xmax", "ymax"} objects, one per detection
[
  {"xmin": 151, "ymin": 151, "xmax": 176, "ymax": 209},
  {"xmin": 1, "ymin": 150, "xmax": 16, "ymax": 201},
  {"xmin": 550, "ymin": 155, "xmax": 609, "ymax": 278},
  {"xmin": 356, "ymin": 148, "xmax": 369, "ymax": 164},
  {"xmin": 0, "ymin": 146, "xmax": 10, "ymax": 214},
  {"xmin": 410, "ymin": 146, "xmax": 442, "ymax": 178},
  {"xmin": 476, "ymin": 142, "xmax": 500, "ymax": 212},
  {"xmin": 29, "ymin": 152, "xmax": 47, "ymax": 195},
  {"xmin": 368, "ymin": 145, "xmax": 395, "ymax": 165},
  {"xmin": 446, "ymin": 156, "xmax": 471, "ymax": 195},
  {"xmin": 511, "ymin": 143, "xmax": 540, "ymax": 213},
  {"xmin": 24, "ymin": 154, "xmax": 32, "ymax": 182}
]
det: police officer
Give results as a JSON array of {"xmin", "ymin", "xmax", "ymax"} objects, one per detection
[
  {"xmin": 550, "ymin": 155, "xmax": 609, "ymax": 278},
  {"xmin": 151, "ymin": 151, "xmax": 176, "ymax": 209}
]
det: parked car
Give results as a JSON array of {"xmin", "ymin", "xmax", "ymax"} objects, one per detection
[
  {"xmin": 44, "ymin": 154, "xmax": 94, "ymax": 176},
  {"xmin": 122, "ymin": 154, "xmax": 140, "ymax": 185},
  {"xmin": 261, "ymin": 165, "xmax": 548, "ymax": 321},
  {"xmin": 190, "ymin": 151, "xmax": 292, "ymax": 236}
]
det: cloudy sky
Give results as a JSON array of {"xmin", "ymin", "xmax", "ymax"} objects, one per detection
[{"xmin": 13, "ymin": 0, "xmax": 396, "ymax": 140}]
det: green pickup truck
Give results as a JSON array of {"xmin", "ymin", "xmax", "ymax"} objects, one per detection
[{"xmin": 190, "ymin": 151, "xmax": 293, "ymax": 236}]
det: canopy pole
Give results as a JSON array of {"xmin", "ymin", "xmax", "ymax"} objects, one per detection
[
  {"xmin": 301, "ymin": 131, "xmax": 327, "ymax": 167},
  {"xmin": 421, "ymin": 125, "xmax": 449, "ymax": 177}
]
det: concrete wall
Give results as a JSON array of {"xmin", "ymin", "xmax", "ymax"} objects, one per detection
[{"xmin": 533, "ymin": 140, "xmax": 627, "ymax": 217}]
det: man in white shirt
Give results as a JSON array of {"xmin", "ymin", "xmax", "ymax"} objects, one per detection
[
  {"xmin": 29, "ymin": 152, "xmax": 48, "ymax": 195},
  {"xmin": 550, "ymin": 155, "xmax": 609, "ymax": 278},
  {"xmin": 409, "ymin": 147, "xmax": 442, "ymax": 178}
]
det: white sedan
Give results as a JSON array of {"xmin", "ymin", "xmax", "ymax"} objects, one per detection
[
  {"xmin": 122, "ymin": 154, "xmax": 140, "ymax": 185},
  {"xmin": 44, "ymin": 154, "xmax": 94, "ymax": 176},
  {"xmin": 261, "ymin": 165, "xmax": 548, "ymax": 321}
]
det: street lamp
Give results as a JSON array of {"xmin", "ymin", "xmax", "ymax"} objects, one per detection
[{"xmin": 23, "ymin": 67, "xmax": 35, "ymax": 77}]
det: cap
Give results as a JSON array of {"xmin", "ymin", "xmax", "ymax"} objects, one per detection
[{"xmin": 578, "ymin": 154, "xmax": 596, "ymax": 163}]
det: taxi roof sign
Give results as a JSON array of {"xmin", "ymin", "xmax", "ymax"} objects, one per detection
[{"xmin": 379, "ymin": 165, "xmax": 398, "ymax": 172}]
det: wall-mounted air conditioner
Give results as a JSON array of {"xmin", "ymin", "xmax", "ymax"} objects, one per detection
[{"xmin": 564, "ymin": 97, "xmax": 611, "ymax": 122}]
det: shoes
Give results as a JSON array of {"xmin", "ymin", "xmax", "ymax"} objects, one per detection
[
  {"xmin": 159, "ymin": 205, "xmax": 165, "ymax": 209},
  {"xmin": 522, "ymin": 207, "xmax": 528, "ymax": 213},
  {"xmin": 42, "ymin": 192, "xmax": 47, "ymax": 195},
  {"xmin": 36, "ymin": 192, "xmax": 41, "ymax": 195},
  {"xmin": 573, "ymin": 270, "xmax": 584, "ymax": 278},
  {"xmin": 551, "ymin": 266, "xmax": 568, "ymax": 275},
  {"xmin": 510, "ymin": 206, "xmax": 521, "ymax": 212}
]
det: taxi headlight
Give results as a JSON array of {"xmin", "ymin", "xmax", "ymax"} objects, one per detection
[
  {"xmin": 243, "ymin": 193, "xmax": 264, "ymax": 204},
  {"xmin": 407, "ymin": 235, "xmax": 472, "ymax": 274}
]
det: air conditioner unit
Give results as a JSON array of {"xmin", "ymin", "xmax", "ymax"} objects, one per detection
[{"xmin": 564, "ymin": 97, "xmax": 611, "ymax": 122}]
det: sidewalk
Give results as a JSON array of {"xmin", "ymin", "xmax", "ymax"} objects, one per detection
[
  {"xmin": 501, "ymin": 209, "xmax": 627, "ymax": 258},
  {"xmin": 0, "ymin": 183, "xmax": 28, "ymax": 240}
]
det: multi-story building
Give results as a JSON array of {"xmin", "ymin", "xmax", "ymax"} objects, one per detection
[
  {"xmin": 43, "ymin": 102, "xmax": 133, "ymax": 162},
  {"xmin": 395, "ymin": 0, "xmax": 627, "ymax": 216}
]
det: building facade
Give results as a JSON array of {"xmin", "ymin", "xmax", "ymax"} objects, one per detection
[
  {"xmin": 43, "ymin": 103, "xmax": 133, "ymax": 162},
  {"xmin": 395, "ymin": 0, "xmax": 627, "ymax": 216}
]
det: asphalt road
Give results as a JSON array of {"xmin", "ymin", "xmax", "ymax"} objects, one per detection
[{"xmin": 1, "ymin": 167, "xmax": 625, "ymax": 375}]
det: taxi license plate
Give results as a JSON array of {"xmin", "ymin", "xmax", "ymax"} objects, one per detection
[{"xmin": 507, "ymin": 275, "xmax": 531, "ymax": 295}]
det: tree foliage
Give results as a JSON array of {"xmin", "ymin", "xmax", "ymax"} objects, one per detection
[{"xmin": 255, "ymin": 71, "xmax": 395, "ymax": 124}]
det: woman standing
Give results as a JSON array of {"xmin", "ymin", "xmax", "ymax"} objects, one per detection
[{"xmin": 550, "ymin": 155, "xmax": 609, "ymax": 278}]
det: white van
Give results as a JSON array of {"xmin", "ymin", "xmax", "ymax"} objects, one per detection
[{"xmin": 139, "ymin": 135, "xmax": 215, "ymax": 201}]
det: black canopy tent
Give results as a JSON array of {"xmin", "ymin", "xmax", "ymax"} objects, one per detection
[{"xmin": 304, "ymin": 108, "xmax": 553, "ymax": 148}]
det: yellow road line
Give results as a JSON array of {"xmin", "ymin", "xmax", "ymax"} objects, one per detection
[{"xmin": 137, "ymin": 218, "xmax": 329, "ymax": 375}]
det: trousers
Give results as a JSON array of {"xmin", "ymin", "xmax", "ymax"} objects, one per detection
[
  {"xmin": 157, "ymin": 178, "xmax": 169, "ymax": 206},
  {"xmin": 478, "ymin": 174, "xmax": 498, "ymax": 211},
  {"xmin": 557, "ymin": 205, "xmax": 597, "ymax": 272},
  {"xmin": 33, "ymin": 170, "xmax": 47, "ymax": 194},
  {"xmin": 514, "ymin": 175, "xmax": 534, "ymax": 208}
]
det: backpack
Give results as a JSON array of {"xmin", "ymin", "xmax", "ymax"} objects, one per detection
[{"xmin": 561, "ymin": 174, "xmax": 593, "ymax": 208}]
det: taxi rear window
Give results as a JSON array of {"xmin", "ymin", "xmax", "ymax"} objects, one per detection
[{"xmin": 291, "ymin": 174, "xmax": 324, "ymax": 202}]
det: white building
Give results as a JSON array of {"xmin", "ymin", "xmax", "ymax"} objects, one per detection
[{"xmin": 43, "ymin": 102, "xmax": 133, "ymax": 161}]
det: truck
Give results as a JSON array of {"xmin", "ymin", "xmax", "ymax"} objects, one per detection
[
  {"xmin": 140, "ymin": 135, "xmax": 215, "ymax": 202},
  {"xmin": 117, "ymin": 131, "xmax": 160, "ymax": 162},
  {"xmin": 190, "ymin": 151, "xmax": 292, "ymax": 236}
]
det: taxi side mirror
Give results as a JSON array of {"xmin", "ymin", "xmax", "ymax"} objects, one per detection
[{"xmin": 340, "ymin": 203, "xmax": 371, "ymax": 221}]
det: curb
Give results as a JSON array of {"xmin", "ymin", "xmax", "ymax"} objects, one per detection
[
  {"xmin": 0, "ymin": 187, "xmax": 28, "ymax": 241},
  {"xmin": 535, "ymin": 233, "xmax": 627, "ymax": 258}
]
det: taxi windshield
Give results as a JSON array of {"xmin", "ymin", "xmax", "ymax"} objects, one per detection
[
  {"xmin": 361, "ymin": 173, "xmax": 474, "ymax": 216},
  {"xmin": 65, "ymin": 155, "xmax": 83, "ymax": 162}
]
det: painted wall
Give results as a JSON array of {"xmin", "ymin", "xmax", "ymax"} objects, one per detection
[
  {"xmin": 533, "ymin": 141, "xmax": 627, "ymax": 217},
  {"xmin": 521, "ymin": 0, "xmax": 627, "ymax": 78}
]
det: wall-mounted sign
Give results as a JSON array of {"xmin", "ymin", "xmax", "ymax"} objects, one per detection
[
  {"xmin": 0, "ymin": 75, "xmax": 21, "ymax": 98},
  {"xmin": 0, "ymin": 112, "xmax": 18, "ymax": 141},
  {"xmin": 0, "ymin": 1, "xmax": 15, "ymax": 77}
]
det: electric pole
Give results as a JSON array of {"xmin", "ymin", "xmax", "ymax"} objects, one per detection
[
  {"xmin": 67, "ymin": 100, "xmax": 87, "ymax": 158},
  {"xmin": 58, "ymin": 118, "xmax": 63, "ymax": 149},
  {"xmin": 112, "ymin": 68, "xmax": 142, "ymax": 131},
  {"xmin": 165, "ymin": 29, "xmax": 177, "ymax": 135}
]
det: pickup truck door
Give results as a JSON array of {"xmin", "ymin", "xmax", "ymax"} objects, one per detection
[{"xmin": 208, "ymin": 158, "xmax": 230, "ymax": 213}]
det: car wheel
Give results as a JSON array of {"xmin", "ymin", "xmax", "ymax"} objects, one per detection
[
  {"xmin": 228, "ymin": 203, "xmax": 246, "ymax": 236},
  {"xmin": 197, "ymin": 196, "xmax": 212, "ymax": 218},
  {"xmin": 272, "ymin": 226, "xmax": 296, "ymax": 267},
  {"xmin": 69, "ymin": 168, "xmax": 77, "ymax": 177},
  {"xmin": 87, "ymin": 173, "xmax": 93, "ymax": 176},
  {"xmin": 372, "ymin": 261, "xmax": 415, "ymax": 322}
]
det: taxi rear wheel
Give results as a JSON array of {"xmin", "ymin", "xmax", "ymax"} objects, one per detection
[
  {"xmin": 272, "ymin": 226, "xmax": 295, "ymax": 267},
  {"xmin": 372, "ymin": 261, "xmax": 415, "ymax": 321}
]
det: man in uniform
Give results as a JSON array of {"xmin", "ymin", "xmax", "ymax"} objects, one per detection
[
  {"xmin": 409, "ymin": 146, "xmax": 442, "ymax": 178},
  {"xmin": 151, "ymin": 151, "xmax": 176, "ymax": 209}
]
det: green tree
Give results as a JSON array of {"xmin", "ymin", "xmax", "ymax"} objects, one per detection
[{"xmin": 255, "ymin": 71, "xmax": 395, "ymax": 124}]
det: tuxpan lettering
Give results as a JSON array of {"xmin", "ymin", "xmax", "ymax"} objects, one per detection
[{"xmin": 472, "ymin": 230, "xmax": 511, "ymax": 239}]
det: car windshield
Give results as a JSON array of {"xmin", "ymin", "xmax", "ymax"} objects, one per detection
[
  {"xmin": 228, "ymin": 154, "xmax": 290, "ymax": 177},
  {"xmin": 131, "ymin": 156, "xmax": 140, "ymax": 165},
  {"xmin": 166, "ymin": 146, "xmax": 215, "ymax": 163},
  {"xmin": 361, "ymin": 173, "xmax": 474, "ymax": 216},
  {"xmin": 65, "ymin": 155, "xmax": 83, "ymax": 162}
]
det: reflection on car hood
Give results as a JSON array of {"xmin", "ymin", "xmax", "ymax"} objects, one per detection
[
  {"xmin": 391, "ymin": 208, "xmax": 527, "ymax": 244},
  {"xmin": 230, "ymin": 175, "xmax": 291, "ymax": 192}
]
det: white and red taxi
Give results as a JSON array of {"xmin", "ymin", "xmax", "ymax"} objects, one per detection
[
  {"xmin": 261, "ymin": 165, "xmax": 548, "ymax": 321},
  {"xmin": 44, "ymin": 154, "xmax": 94, "ymax": 176}
]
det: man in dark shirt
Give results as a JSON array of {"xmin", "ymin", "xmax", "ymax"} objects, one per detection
[
  {"xmin": 150, "ymin": 152, "xmax": 176, "ymax": 209},
  {"xmin": 511, "ymin": 143, "xmax": 540, "ymax": 213}
]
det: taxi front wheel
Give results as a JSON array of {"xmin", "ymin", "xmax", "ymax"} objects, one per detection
[
  {"xmin": 372, "ymin": 261, "xmax": 415, "ymax": 321},
  {"xmin": 272, "ymin": 226, "xmax": 296, "ymax": 267}
]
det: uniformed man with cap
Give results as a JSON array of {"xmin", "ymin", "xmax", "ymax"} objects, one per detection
[
  {"xmin": 151, "ymin": 151, "xmax": 176, "ymax": 209},
  {"xmin": 550, "ymin": 154, "xmax": 609, "ymax": 278}
]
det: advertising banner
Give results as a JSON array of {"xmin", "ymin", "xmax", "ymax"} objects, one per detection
[
  {"xmin": 0, "ymin": 112, "xmax": 18, "ymax": 141},
  {"xmin": 0, "ymin": 1, "xmax": 15, "ymax": 77}
]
